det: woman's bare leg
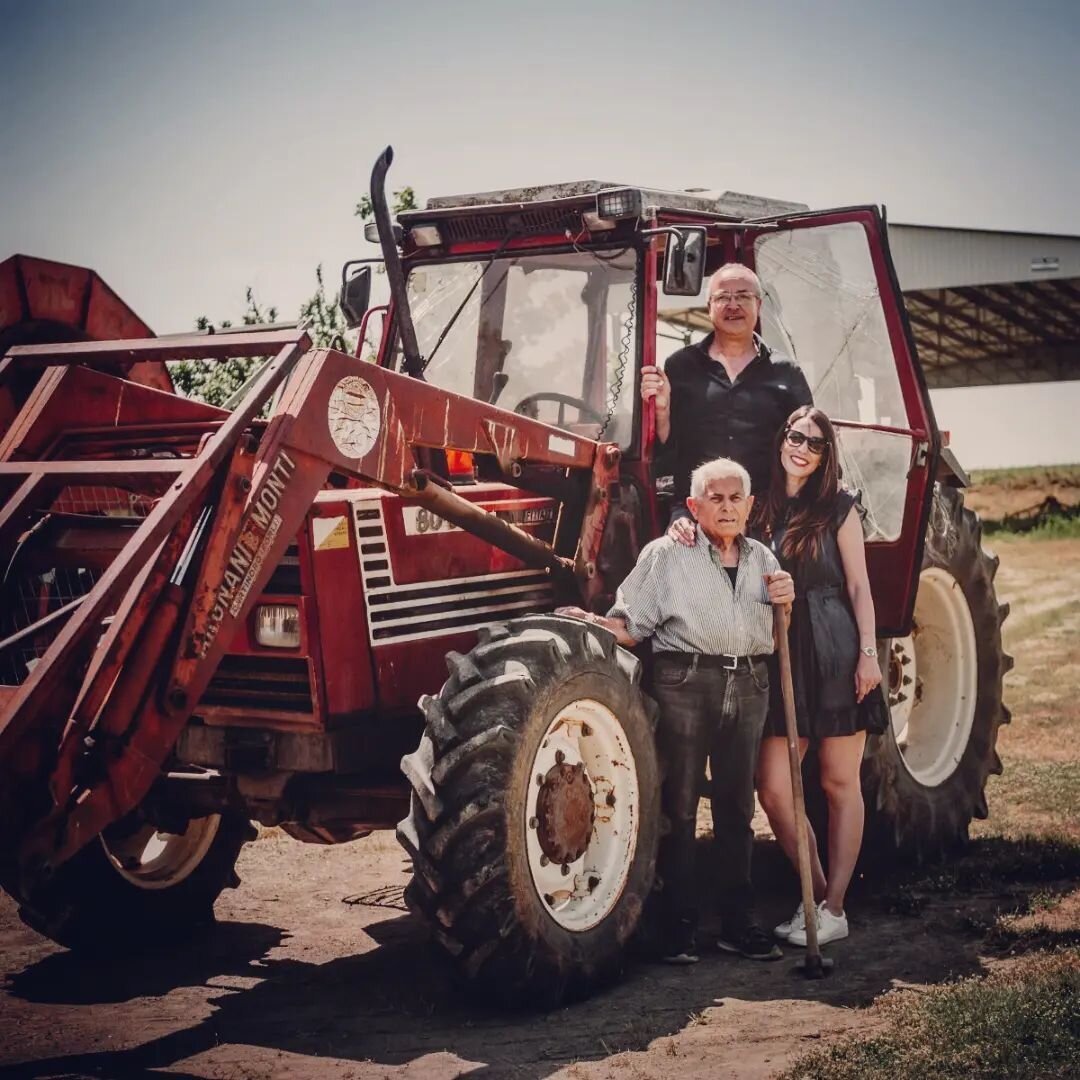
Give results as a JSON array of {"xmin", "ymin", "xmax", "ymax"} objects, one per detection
[
  {"xmin": 817, "ymin": 732, "xmax": 867, "ymax": 915},
  {"xmin": 756, "ymin": 736, "xmax": 826, "ymax": 902}
]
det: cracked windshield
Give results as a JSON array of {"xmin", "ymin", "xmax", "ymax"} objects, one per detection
[
  {"xmin": 399, "ymin": 250, "xmax": 638, "ymax": 449},
  {"xmin": 755, "ymin": 222, "xmax": 914, "ymax": 541}
]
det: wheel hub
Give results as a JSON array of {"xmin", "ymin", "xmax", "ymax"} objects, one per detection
[
  {"xmin": 102, "ymin": 814, "xmax": 222, "ymax": 890},
  {"xmin": 523, "ymin": 696, "xmax": 640, "ymax": 932},
  {"xmin": 887, "ymin": 566, "xmax": 978, "ymax": 787},
  {"xmin": 535, "ymin": 759, "xmax": 596, "ymax": 866}
]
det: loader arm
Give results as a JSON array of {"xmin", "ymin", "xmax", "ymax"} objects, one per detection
[{"xmin": 0, "ymin": 335, "xmax": 614, "ymax": 902}]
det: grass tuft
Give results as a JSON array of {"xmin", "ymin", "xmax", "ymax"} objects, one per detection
[
  {"xmin": 985, "ymin": 515, "xmax": 1080, "ymax": 541},
  {"xmin": 780, "ymin": 948, "xmax": 1080, "ymax": 1080}
]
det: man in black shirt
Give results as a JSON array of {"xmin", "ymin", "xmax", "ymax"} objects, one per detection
[{"xmin": 643, "ymin": 263, "xmax": 813, "ymax": 542}]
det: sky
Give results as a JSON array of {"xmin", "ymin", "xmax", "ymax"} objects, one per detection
[{"xmin": 2, "ymin": 0, "xmax": 1078, "ymax": 468}]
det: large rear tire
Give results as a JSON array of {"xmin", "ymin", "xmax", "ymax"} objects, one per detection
[
  {"xmin": 397, "ymin": 615, "xmax": 661, "ymax": 1007},
  {"xmin": 862, "ymin": 485, "xmax": 1012, "ymax": 860},
  {"xmin": 18, "ymin": 810, "xmax": 255, "ymax": 950}
]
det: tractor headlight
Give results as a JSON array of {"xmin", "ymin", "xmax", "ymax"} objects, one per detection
[
  {"xmin": 595, "ymin": 188, "xmax": 642, "ymax": 221},
  {"xmin": 409, "ymin": 224, "xmax": 443, "ymax": 247},
  {"xmin": 255, "ymin": 604, "xmax": 301, "ymax": 649}
]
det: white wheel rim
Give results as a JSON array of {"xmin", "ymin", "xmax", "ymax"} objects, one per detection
[
  {"xmin": 888, "ymin": 567, "xmax": 978, "ymax": 787},
  {"xmin": 102, "ymin": 815, "xmax": 222, "ymax": 890},
  {"xmin": 523, "ymin": 697, "xmax": 640, "ymax": 932}
]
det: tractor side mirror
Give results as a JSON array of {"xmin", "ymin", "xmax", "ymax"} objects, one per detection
[
  {"xmin": 340, "ymin": 265, "xmax": 372, "ymax": 329},
  {"xmin": 662, "ymin": 227, "xmax": 707, "ymax": 297},
  {"xmin": 364, "ymin": 221, "xmax": 403, "ymax": 246}
]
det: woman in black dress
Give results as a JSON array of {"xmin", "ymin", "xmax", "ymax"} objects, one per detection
[{"xmin": 753, "ymin": 406, "xmax": 888, "ymax": 947}]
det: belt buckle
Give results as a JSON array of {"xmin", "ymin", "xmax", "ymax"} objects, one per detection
[{"xmin": 723, "ymin": 654, "xmax": 739, "ymax": 671}]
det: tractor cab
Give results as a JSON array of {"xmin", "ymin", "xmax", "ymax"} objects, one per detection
[{"xmin": 365, "ymin": 181, "xmax": 941, "ymax": 633}]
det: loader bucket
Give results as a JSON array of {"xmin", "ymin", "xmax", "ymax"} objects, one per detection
[{"xmin": 0, "ymin": 254, "xmax": 170, "ymax": 437}]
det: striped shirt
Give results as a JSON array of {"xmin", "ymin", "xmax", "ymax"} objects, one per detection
[{"xmin": 607, "ymin": 526, "xmax": 780, "ymax": 655}]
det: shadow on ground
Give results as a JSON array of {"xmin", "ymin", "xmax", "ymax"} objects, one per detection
[{"xmin": 4, "ymin": 833, "xmax": 1078, "ymax": 1080}]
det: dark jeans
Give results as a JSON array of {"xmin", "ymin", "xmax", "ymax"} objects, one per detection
[{"xmin": 651, "ymin": 653, "xmax": 770, "ymax": 945}]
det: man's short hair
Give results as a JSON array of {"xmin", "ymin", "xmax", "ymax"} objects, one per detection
[
  {"xmin": 708, "ymin": 263, "xmax": 763, "ymax": 298},
  {"xmin": 690, "ymin": 457, "xmax": 752, "ymax": 499}
]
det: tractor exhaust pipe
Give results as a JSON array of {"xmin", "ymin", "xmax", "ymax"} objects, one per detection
[{"xmin": 370, "ymin": 146, "xmax": 424, "ymax": 377}]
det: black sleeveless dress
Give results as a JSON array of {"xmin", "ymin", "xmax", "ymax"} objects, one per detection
[{"xmin": 764, "ymin": 489, "xmax": 889, "ymax": 740}]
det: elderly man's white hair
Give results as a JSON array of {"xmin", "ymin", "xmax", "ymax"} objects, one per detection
[
  {"xmin": 708, "ymin": 263, "xmax": 763, "ymax": 297},
  {"xmin": 690, "ymin": 457, "xmax": 752, "ymax": 499}
]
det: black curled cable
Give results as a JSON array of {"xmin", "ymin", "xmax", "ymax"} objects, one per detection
[{"xmin": 597, "ymin": 273, "xmax": 637, "ymax": 441}]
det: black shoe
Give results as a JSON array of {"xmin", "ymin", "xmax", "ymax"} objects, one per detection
[{"xmin": 716, "ymin": 922, "xmax": 783, "ymax": 961}]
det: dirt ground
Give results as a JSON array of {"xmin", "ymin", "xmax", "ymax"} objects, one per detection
[
  {"xmin": 2, "ymin": 531, "xmax": 1078, "ymax": 1080},
  {"xmin": 963, "ymin": 466, "xmax": 1080, "ymax": 521}
]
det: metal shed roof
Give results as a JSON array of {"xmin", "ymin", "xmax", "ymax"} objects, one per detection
[{"xmin": 888, "ymin": 223, "xmax": 1080, "ymax": 388}]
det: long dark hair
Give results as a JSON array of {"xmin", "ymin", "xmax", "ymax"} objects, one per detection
[{"xmin": 752, "ymin": 405, "xmax": 842, "ymax": 562}]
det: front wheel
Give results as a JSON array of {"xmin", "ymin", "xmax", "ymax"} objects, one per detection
[
  {"xmin": 397, "ymin": 615, "xmax": 661, "ymax": 1007},
  {"xmin": 862, "ymin": 485, "xmax": 1012, "ymax": 860},
  {"xmin": 18, "ymin": 811, "xmax": 255, "ymax": 950}
]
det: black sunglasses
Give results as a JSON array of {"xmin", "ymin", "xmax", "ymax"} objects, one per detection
[{"xmin": 784, "ymin": 427, "xmax": 829, "ymax": 455}]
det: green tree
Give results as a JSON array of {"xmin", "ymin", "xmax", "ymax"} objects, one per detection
[
  {"xmin": 355, "ymin": 185, "xmax": 417, "ymax": 222},
  {"xmin": 170, "ymin": 289, "xmax": 278, "ymax": 408},
  {"xmin": 301, "ymin": 264, "xmax": 351, "ymax": 351}
]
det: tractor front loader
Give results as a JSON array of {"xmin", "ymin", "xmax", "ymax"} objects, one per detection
[{"xmin": 0, "ymin": 305, "xmax": 656, "ymax": 1000}]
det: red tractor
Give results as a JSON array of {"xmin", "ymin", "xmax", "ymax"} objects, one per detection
[{"xmin": 0, "ymin": 149, "xmax": 1009, "ymax": 1004}]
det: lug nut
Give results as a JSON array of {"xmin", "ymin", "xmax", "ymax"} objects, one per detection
[
  {"xmin": 536, "ymin": 774, "xmax": 545, "ymax": 787},
  {"xmin": 540, "ymin": 854, "xmax": 549, "ymax": 867},
  {"xmin": 555, "ymin": 750, "xmax": 565, "ymax": 764},
  {"xmin": 561, "ymin": 863, "xmax": 570, "ymax": 876},
  {"xmin": 529, "ymin": 817, "xmax": 538, "ymax": 829}
]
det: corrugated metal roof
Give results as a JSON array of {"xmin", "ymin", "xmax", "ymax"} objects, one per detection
[{"xmin": 888, "ymin": 223, "xmax": 1080, "ymax": 291}]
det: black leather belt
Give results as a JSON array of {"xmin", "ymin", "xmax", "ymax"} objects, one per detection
[{"xmin": 654, "ymin": 651, "xmax": 770, "ymax": 672}]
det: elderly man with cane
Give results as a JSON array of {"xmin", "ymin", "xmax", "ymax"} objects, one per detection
[{"xmin": 559, "ymin": 456, "xmax": 793, "ymax": 963}]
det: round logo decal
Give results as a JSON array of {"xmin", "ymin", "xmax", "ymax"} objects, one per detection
[{"xmin": 327, "ymin": 376, "xmax": 381, "ymax": 459}]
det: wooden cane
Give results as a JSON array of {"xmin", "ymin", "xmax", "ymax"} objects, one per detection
[{"xmin": 773, "ymin": 603, "xmax": 832, "ymax": 977}]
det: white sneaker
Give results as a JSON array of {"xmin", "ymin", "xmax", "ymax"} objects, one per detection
[
  {"xmin": 787, "ymin": 901, "xmax": 848, "ymax": 946},
  {"xmin": 773, "ymin": 901, "xmax": 805, "ymax": 941}
]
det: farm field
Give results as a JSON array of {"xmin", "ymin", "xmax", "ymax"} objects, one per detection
[{"xmin": 1, "ymin": 517, "xmax": 1077, "ymax": 1079}]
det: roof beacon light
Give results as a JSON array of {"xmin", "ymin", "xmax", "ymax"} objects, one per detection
[{"xmin": 595, "ymin": 188, "xmax": 642, "ymax": 221}]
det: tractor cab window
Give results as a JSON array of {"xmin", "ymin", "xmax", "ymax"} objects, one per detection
[
  {"xmin": 754, "ymin": 222, "xmax": 913, "ymax": 542},
  {"xmin": 396, "ymin": 249, "xmax": 638, "ymax": 449}
]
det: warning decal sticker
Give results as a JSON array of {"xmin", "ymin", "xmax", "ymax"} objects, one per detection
[{"xmin": 313, "ymin": 515, "xmax": 349, "ymax": 551}]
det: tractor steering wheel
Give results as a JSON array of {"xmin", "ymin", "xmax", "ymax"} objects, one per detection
[{"xmin": 512, "ymin": 392, "xmax": 604, "ymax": 428}]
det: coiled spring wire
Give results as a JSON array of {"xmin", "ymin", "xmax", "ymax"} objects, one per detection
[{"xmin": 597, "ymin": 273, "xmax": 637, "ymax": 442}]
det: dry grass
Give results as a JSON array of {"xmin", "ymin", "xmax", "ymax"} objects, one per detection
[
  {"xmin": 974, "ymin": 536, "xmax": 1080, "ymax": 843},
  {"xmin": 969, "ymin": 465, "xmax": 1080, "ymax": 490}
]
